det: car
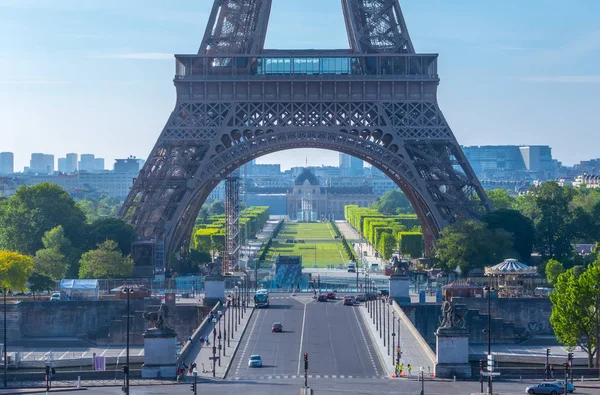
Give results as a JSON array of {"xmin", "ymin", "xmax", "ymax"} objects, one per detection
[
  {"xmin": 356, "ymin": 294, "xmax": 366, "ymax": 302},
  {"xmin": 525, "ymin": 382, "xmax": 564, "ymax": 394},
  {"xmin": 347, "ymin": 264, "xmax": 356, "ymax": 273},
  {"xmin": 256, "ymin": 289, "xmax": 269, "ymax": 295},
  {"xmin": 317, "ymin": 294, "xmax": 328, "ymax": 302},
  {"xmin": 551, "ymin": 380, "xmax": 575, "ymax": 393},
  {"xmin": 326, "ymin": 292, "xmax": 336, "ymax": 300},
  {"xmin": 379, "ymin": 289, "xmax": 389, "ymax": 297},
  {"xmin": 343, "ymin": 296, "xmax": 354, "ymax": 306},
  {"xmin": 272, "ymin": 322, "xmax": 283, "ymax": 332},
  {"xmin": 50, "ymin": 292, "xmax": 61, "ymax": 301},
  {"xmin": 248, "ymin": 355, "xmax": 263, "ymax": 368}
]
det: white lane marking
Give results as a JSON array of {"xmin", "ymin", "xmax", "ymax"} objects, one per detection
[
  {"xmin": 235, "ymin": 308, "xmax": 261, "ymax": 376},
  {"xmin": 353, "ymin": 307, "xmax": 380, "ymax": 376},
  {"xmin": 100, "ymin": 349, "xmax": 108, "ymax": 356},
  {"xmin": 297, "ymin": 302, "xmax": 307, "ymax": 376},
  {"xmin": 24, "ymin": 351, "xmax": 34, "ymax": 359},
  {"xmin": 58, "ymin": 351, "xmax": 70, "ymax": 360},
  {"xmin": 340, "ymin": 375, "xmax": 345, "ymax": 378},
  {"xmin": 137, "ymin": 349, "xmax": 144, "ymax": 356},
  {"xmin": 118, "ymin": 349, "xmax": 126, "ymax": 357}
]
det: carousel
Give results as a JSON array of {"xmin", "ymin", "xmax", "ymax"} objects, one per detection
[{"xmin": 484, "ymin": 258, "xmax": 538, "ymax": 297}]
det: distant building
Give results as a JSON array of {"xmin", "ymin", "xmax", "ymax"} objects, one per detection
[
  {"xmin": 207, "ymin": 181, "xmax": 225, "ymax": 202},
  {"xmin": 286, "ymin": 168, "xmax": 377, "ymax": 221},
  {"xmin": 339, "ymin": 153, "xmax": 364, "ymax": 177},
  {"xmin": 94, "ymin": 158, "xmax": 105, "ymax": 172},
  {"xmin": 79, "ymin": 154, "xmax": 96, "ymax": 172},
  {"xmin": 0, "ymin": 152, "xmax": 14, "ymax": 175},
  {"xmin": 29, "ymin": 153, "xmax": 54, "ymax": 174},
  {"xmin": 114, "ymin": 157, "xmax": 143, "ymax": 174},
  {"xmin": 58, "ymin": 158, "xmax": 67, "ymax": 173},
  {"xmin": 78, "ymin": 172, "xmax": 134, "ymax": 199},
  {"xmin": 519, "ymin": 146, "xmax": 552, "ymax": 171},
  {"xmin": 65, "ymin": 153, "xmax": 78, "ymax": 173}
]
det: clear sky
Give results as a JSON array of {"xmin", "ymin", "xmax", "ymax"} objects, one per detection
[{"xmin": 1, "ymin": 0, "xmax": 599, "ymax": 172}]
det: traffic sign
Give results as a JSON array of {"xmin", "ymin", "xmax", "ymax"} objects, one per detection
[
  {"xmin": 480, "ymin": 371, "xmax": 501, "ymax": 377},
  {"xmin": 209, "ymin": 356, "xmax": 220, "ymax": 361}
]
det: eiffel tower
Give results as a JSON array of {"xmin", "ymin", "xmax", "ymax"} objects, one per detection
[{"xmin": 121, "ymin": 0, "xmax": 491, "ymax": 273}]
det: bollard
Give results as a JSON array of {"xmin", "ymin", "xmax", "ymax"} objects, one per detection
[
  {"xmin": 453, "ymin": 375, "xmax": 456, "ymax": 382},
  {"xmin": 519, "ymin": 376, "xmax": 522, "ymax": 383},
  {"xmin": 581, "ymin": 375, "xmax": 584, "ymax": 382},
  {"xmin": 77, "ymin": 376, "xmax": 81, "ymax": 388}
]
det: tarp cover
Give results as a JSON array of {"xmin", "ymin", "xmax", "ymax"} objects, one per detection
[{"xmin": 60, "ymin": 279, "xmax": 99, "ymax": 290}]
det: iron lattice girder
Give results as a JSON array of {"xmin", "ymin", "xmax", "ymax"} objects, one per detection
[
  {"xmin": 120, "ymin": 0, "xmax": 491, "ymax": 265},
  {"xmin": 224, "ymin": 175, "xmax": 241, "ymax": 274}
]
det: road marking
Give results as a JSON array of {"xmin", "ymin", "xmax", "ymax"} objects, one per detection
[
  {"xmin": 100, "ymin": 349, "xmax": 108, "ymax": 356},
  {"xmin": 137, "ymin": 349, "xmax": 144, "ymax": 356},
  {"xmin": 119, "ymin": 349, "xmax": 126, "ymax": 357},
  {"xmin": 235, "ymin": 308, "xmax": 261, "ymax": 376},
  {"xmin": 24, "ymin": 351, "xmax": 34, "ymax": 359},
  {"xmin": 58, "ymin": 351, "xmax": 70, "ymax": 360},
  {"xmin": 297, "ymin": 302, "xmax": 308, "ymax": 376},
  {"xmin": 340, "ymin": 375, "xmax": 345, "ymax": 378},
  {"xmin": 353, "ymin": 307, "xmax": 380, "ymax": 376}
]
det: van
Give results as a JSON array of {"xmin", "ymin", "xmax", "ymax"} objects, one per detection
[{"xmin": 347, "ymin": 263, "xmax": 356, "ymax": 273}]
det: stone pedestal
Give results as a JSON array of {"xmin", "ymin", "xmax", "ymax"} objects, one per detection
[
  {"xmin": 389, "ymin": 274, "xmax": 410, "ymax": 305},
  {"xmin": 435, "ymin": 328, "xmax": 471, "ymax": 379},
  {"xmin": 141, "ymin": 328, "xmax": 177, "ymax": 379},
  {"xmin": 203, "ymin": 275, "xmax": 225, "ymax": 306}
]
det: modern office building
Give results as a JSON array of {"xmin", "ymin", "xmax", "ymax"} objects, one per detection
[
  {"xmin": 339, "ymin": 153, "xmax": 364, "ymax": 176},
  {"xmin": 94, "ymin": 158, "xmax": 105, "ymax": 172},
  {"xmin": 79, "ymin": 154, "xmax": 96, "ymax": 172},
  {"xmin": 0, "ymin": 152, "xmax": 14, "ymax": 175},
  {"xmin": 78, "ymin": 172, "xmax": 134, "ymax": 199},
  {"xmin": 519, "ymin": 146, "xmax": 552, "ymax": 171},
  {"xmin": 114, "ymin": 157, "xmax": 144, "ymax": 174},
  {"xmin": 461, "ymin": 146, "xmax": 526, "ymax": 175},
  {"xmin": 65, "ymin": 153, "xmax": 78, "ymax": 173},
  {"xmin": 58, "ymin": 158, "xmax": 67, "ymax": 173},
  {"xmin": 29, "ymin": 153, "xmax": 54, "ymax": 174}
]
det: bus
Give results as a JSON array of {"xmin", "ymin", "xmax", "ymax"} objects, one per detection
[{"xmin": 254, "ymin": 292, "xmax": 269, "ymax": 308}]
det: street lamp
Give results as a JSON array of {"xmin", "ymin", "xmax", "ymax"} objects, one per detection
[
  {"xmin": 121, "ymin": 287, "xmax": 135, "ymax": 395},
  {"xmin": 372, "ymin": 280, "xmax": 376, "ymax": 325},
  {"xmin": 212, "ymin": 318, "xmax": 217, "ymax": 377},
  {"xmin": 594, "ymin": 284, "xmax": 600, "ymax": 379},
  {"xmin": 381, "ymin": 298, "xmax": 385, "ymax": 340},
  {"xmin": 218, "ymin": 311, "xmax": 224, "ymax": 359},
  {"xmin": 234, "ymin": 285, "xmax": 239, "ymax": 331},
  {"xmin": 3, "ymin": 288, "xmax": 7, "ymax": 388},
  {"xmin": 391, "ymin": 311, "xmax": 396, "ymax": 366},
  {"xmin": 483, "ymin": 285, "xmax": 496, "ymax": 395}
]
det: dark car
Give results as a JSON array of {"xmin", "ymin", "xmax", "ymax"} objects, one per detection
[
  {"xmin": 343, "ymin": 296, "xmax": 354, "ymax": 306},
  {"xmin": 525, "ymin": 382, "xmax": 564, "ymax": 394},
  {"xmin": 272, "ymin": 322, "xmax": 283, "ymax": 332},
  {"xmin": 356, "ymin": 294, "xmax": 366, "ymax": 302},
  {"xmin": 317, "ymin": 294, "xmax": 328, "ymax": 302},
  {"xmin": 379, "ymin": 289, "xmax": 389, "ymax": 297},
  {"xmin": 326, "ymin": 292, "xmax": 336, "ymax": 300}
]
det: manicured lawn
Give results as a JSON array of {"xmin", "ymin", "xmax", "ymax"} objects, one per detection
[
  {"xmin": 278, "ymin": 221, "xmax": 335, "ymax": 240},
  {"xmin": 266, "ymin": 241, "xmax": 349, "ymax": 268}
]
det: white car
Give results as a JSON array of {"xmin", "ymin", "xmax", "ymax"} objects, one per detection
[
  {"xmin": 248, "ymin": 355, "xmax": 263, "ymax": 368},
  {"xmin": 256, "ymin": 289, "xmax": 269, "ymax": 295},
  {"xmin": 50, "ymin": 292, "xmax": 61, "ymax": 301}
]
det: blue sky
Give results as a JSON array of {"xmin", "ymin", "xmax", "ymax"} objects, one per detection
[{"xmin": 1, "ymin": 0, "xmax": 599, "ymax": 172}]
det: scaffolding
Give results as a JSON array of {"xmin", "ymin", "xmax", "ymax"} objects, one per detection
[{"xmin": 224, "ymin": 174, "xmax": 241, "ymax": 274}]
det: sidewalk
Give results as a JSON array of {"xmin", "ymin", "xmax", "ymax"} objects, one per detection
[
  {"xmin": 184, "ymin": 302, "xmax": 254, "ymax": 380},
  {"xmin": 358, "ymin": 299, "xmax": 436, "ymax": 379}
]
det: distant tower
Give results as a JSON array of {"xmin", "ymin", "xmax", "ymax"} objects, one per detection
[{"xmin": 0, "ymin": 152, "xmax": 14, "ymax": 175}]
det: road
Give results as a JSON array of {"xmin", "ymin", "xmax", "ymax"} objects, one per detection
[{"xmin": 229, "ymin": 293, "xmax": 384, "ymax": 381}]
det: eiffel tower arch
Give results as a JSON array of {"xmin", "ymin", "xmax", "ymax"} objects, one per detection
[{"xmin": 120, "ymin": 0, "xmax": 491, "ymax": 273}]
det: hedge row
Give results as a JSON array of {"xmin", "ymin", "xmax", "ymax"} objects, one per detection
[{"xmin": 330, "ymin": 221, "xmax": 355, "ymax": 262}]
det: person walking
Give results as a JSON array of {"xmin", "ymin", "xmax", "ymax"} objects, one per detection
[
  {"xmin": 395, "ymin": 362, "xmax": 400, "ymax": 378},
  {"xmin": 399, "ymin": 362, "xmax": 404, "ymax": 377},
  {"xmin": 407, "ymin": 364, "xmax": 412, "ymax": 378},
  {"xmin": 550, "ymin": 364, "xmax": 554, "ymax": 379}
]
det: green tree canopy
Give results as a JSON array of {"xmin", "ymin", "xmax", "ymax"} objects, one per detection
[
  {"xmin": 482, "ymin": 209, "xmax": 535, "ymax": 263},
  {"xmin": 378, "ymin": 232, "xmax": 396, "ymax": 261},
  {"xmin": 78, "ymin": 240, "xmax": 134, "ymax": 279},
  {"xmin": 28, "ymin": 272, "xmax": 55, "ymax": 297},
  {"xmin": 0, "ymin": 250, "xmax": 34, "ymax": 291},
  {"xmin": 370, "ymin": 190, "xmax": 414, "ymax": 215},
  {"xmin": 87, "ymin": 217, "xmax": 136, "ymax": 255},
  {"xmin": 0, "ymin": 183, "xmax": 87, "ymax": 255},
  {"xmin": 534, "ymin": 182, "xmax": 574, "ymax": 261},
  {"xmin": 545, "ymin": 259, "xmax": 564, "ymax": 286},
  {"xmin": 550, "ymin": 264, "xmax": 600, "ymax": 367},
  {"xmin": 435, "ymin": 220, "xmax": 513, "ymax": 275},
  {"xmin": 210, "ymin": 200, "xmax": 225, "ymax": 215},
  {"xmin": 487, "ymin": 189, "xmax": 516, "ymax": 211}
]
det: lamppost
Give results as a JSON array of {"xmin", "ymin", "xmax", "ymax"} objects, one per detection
[
  {"xmin": 3, "ymin": 288, "xmax": 7, "ymax": 388},
  {"xmin": 419, "ymin": 367, "xmax": 425, "ymax": 395},
  {"xmin": 381, "ymin": 298, "xmax": 385, "ymax": 340},
  {"xmin": 234, "ymin": 285, "xmax": 239, "ymax": 331},
  {"xmin": 211, "ymin": 318, "xmax": 217, "ymax": 377},
  {"xmin": 121, "ymin": 287, "xmax": 135, "ymax": 395},
  {"xmin": 218, "ymin": 311, "xmax": 224, "ymax": 359},
  {"xmin": 387, "ymin": 299, "xmax": 390, "ymax": 355},
  {"xmin": 372, "ymin": 280, "xmax": 376, "ymax": 325},
  {"xmin": 594, "ymin": 284, "xmax": 600, "ymax": 379},
  {"xmin": 227, "ymin": 296, "xmax": 232, "ymax": 345},
  {"xmin": 483, "ymin": 286, "xmax": 496, "ymax": 395},
  {"xmin": 391, "ymin": 311, "xmax": 396, "ymax": 366}
]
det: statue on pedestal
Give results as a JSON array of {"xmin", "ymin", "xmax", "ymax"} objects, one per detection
[
  {"xmin": 438, "ymin": 301, "xmax": 466, "ymax": 330},
  {"xmin": 391, "ymin": 256, "xmax": 409, "ymax": 275},
  {"xmin": 143, "ymin": 304, "xmax": 174, "ymax": 332}
]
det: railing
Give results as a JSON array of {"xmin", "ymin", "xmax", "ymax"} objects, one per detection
[{"xmin": 175, "ymin": 53, "xmax": 438, "ymax": 80}]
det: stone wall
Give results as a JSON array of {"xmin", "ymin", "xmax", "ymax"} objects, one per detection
[{"xmin": 4, "ymin": 299, "xmax": 212, "ymax": 347}]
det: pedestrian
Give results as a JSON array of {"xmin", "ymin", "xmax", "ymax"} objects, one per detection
[
  {"xmin": 395, "ymin": 363, "xmax": 400, "ymax": 377},
  {"xmin": 407, "ymin": 364, "xmax": 412, "ymax": 377},
  {"xmin": 550, "ymin": 364, "xmax": 554, "ymax": 379},
  {"xmin": 399, "ymin": 362, "xmax": 404, "ymax": 376},
  {"xmin": 544, "ymin": 364, "xmax": 549, "ymax": 379},
  {"xmin": 188, "ymin": 335, "xmax": 193, "ymax": 344}
]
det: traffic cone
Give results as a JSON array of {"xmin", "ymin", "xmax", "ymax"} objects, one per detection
[{"xmin": 391, "ymin": 373, "xmax": 396, "ymax": 378}]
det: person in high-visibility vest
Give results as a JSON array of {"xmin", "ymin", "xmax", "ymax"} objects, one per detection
[
  {"xmin": 395, "ymin": 363, "xmax": 401, "ymax": 377},
  {"xmin": 407, "ymin": 364, "xmax": 412, "ymax": 377},
  {"xmin": 399, "ymin": 363, "xmax": 404, "ymax": 376}
]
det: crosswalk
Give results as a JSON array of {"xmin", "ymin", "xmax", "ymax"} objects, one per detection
[{"xmin": 232, "ymin": 374, "xmax": 388, "ymax": 381}]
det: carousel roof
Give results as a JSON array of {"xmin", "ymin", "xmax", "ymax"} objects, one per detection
[{"xmin": 484, "ymin": 259, "xmax": 537, "ymax": 275}]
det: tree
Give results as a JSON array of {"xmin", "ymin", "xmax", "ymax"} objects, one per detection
[
  {"xmin": 88, "ymin": 217, "xmax": 136, "ymax": 255},
  {"xmin": 210, "ymin": 200, "xmax": 225, "ymax": 216},
  {"xmin": 197, "ymin": 206, "xmax": 210, "ymax": 224},
  {"xmin": 482, "ymin": 209, "xmax": 535, "ymax": 263},
  {"xmin": 0, "ymin": 183, "xmax": 88, "ymax": 255},
  {"xmin": 550, "ymin": 264, "xmax": 600, "ymax": 367},
  {"xmin": 534, "ymin": 182, "xmax": 574, "ymax": 261},
  {"xmin": 370, "ymin": 190, "xmax": 413, "ymax": 215},
  {"xmin": 398, "ymin": 232, "xmax": 423, "ymax": 258},
  {"xmin": 0, "ymin": 250, "xmax": 34, "ymax": 291},
  {"xmin": 78, "ymin": 240, "xmax": 134, "ymax": 279},
  {"xmin": 28, "ymin": 272, "xmax": 55, "ymax": 298},
  {"xmin": 487, "ymin": 189, "xmax": 516, "ymax": 211},
  {"xmin": 378, "ymin": 232, "xmax": 396, "ymax": 261},
  {"xmin": 545, "ymin": 259, "xmax": 564, "ymax": 286},
  {"xmin": 33, "ymin": 226, "xmax": 71, "ymax": 280},
  {"xmin": 435, "ymin": 220, "xmax": 513, "ymax": 275}
]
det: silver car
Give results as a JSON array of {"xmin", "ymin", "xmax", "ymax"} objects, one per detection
[{"xmin": 526, "ymin": 382, "xmax": 564, "ymax": 395}]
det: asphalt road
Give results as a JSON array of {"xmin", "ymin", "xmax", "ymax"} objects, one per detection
[{"xmin": 229, "ymin": 293, "xmax": 384, "ymax": 381}]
